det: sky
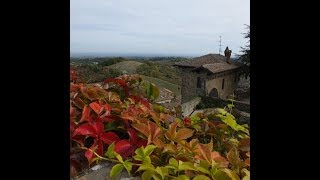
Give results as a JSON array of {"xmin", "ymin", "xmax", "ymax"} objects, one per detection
[{"xmin": 71, "ymin": 0, "xmax": 250, "ymax": 57}]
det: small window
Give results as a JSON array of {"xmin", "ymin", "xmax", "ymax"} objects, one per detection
[
  {"xmin": 222, "ymin": 79, "xmax": 225, "ymax": 90},
  {"xmin": 197, "ymin": 77, "xmax": 201, "ymax": 88}
]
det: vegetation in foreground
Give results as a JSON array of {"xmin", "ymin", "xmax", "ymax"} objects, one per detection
[{"xmin": 70, "ymin": 70, "xmax": 250, "ymax": 180}]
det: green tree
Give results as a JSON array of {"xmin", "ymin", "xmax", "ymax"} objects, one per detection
[{"xmin": 238, "ymin": 25, "xmax": 250, "ymax": 78}]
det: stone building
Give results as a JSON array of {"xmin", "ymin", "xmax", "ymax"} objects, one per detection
[{"xmin": 174, "ymin": 47, "xmax": 242, "ymax": 103}]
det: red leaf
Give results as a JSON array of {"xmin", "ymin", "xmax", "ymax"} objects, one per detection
[
  {"xmin": 85, "ymin": 140, "xmax": 97, "ymax": 163},
  {"xmin": 70, "ymin": 106, "xmax": 75, "ymax": 120},
  {"xmin": 183, "ymin": 117, "xmax": 191, "ymax": 127},
  {"xmin": 129, "ymin": 95, "xmax": 150, "ymax": 109},
  {"xmin": 211, "ymin": 151, "xmax": 229, "ymax": 167},
  {"xmin": 103, "ymin": 103, "xmax": 112, "ymax": 112},
  {"xmin": 148, "ymin": 122, "xmax": 161, "ymax": 144},
  {"xmin": 127, "ymin": 128, "xmax": 138, "ymax": 144},
  {"xmin": 85, "ymin": 140, "xmax": 104, "ymax": 163},
  {"xmin": 73, "ymin": 123, "xmax": 97, "ymax": 137},
  {"xmin": 114, "ymin": 140, "xmax": 135, "ymax": 158},
  {"xmin": 140, "ymin": 98, "xmax": 150, "ymax": 109},
  {"xmin": 100, "ymin": 114, "xmax": 117, "ymax": 123},
  {"xmin": 104, "ymin": 78, "xmax": 129, "ymax": 94},
  {"xmin": 73, "ymin": 97, "xmax": 85, "ymax": 109},
  {"xmin": 92, "ymin": 122, "xmax": 104, "ymax": 135},
  {"xmin": 104, "ymin": 78, "xmax": 128, "ymax": 88},
  {"xmin": 80, "ymin": 105, "xmax": 90, "ymax": 122},
  {"xmin": 136, "ymin": 139, "xmax": 147, "ymax": 148},
  {"xmin": 100, "ymin": 132, "xmax": 120, "ymax": 145},
  {"xmin": 96, "ymin": 140, "xmax": 104, "ymax": 156},
  {"xmin": 90, "ymin": 102, "xmax": 103, "ymax": 115},
  {"xmin": 70, "ymin": 121, "xmax": 77, "ymax": 136}
]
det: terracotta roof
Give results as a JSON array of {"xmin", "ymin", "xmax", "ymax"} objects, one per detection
[
  {"xmin": 200, "ymin": 63, "xmax": 239, "ymax": 74},
  {"xmin": 174, "ymin": 53, "xmax": 241, "ymax": 74}
]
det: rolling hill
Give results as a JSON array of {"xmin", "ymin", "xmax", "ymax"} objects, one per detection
[{"xmin": 104, "ymin": 61, "xmax": 143, "ymax": 74}]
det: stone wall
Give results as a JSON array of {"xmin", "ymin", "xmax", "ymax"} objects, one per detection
[
  {"xmin": 233, "ymin": 100, "xmax": 250, "ymax": 113},
  {"xmin": 181, "ymin": 97, "xmax": 201, "ymax": 117},
  {"xmin": 206, "ymin": 72, "xmax": 239, "ymax": 99},
  {"xmin": 180, "ymin": 67, "xmax": 240, "ymax": 104},
  {"xmin": 180, "ymin": 68, "xmax": 206, "ymax": 103},
  {"xmin": 208, "ymin": 97, "xmax": 250, "ymax": 113}
]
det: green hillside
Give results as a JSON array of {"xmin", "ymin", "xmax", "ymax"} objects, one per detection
[
  {"xmin": 140, "ymin": 75, "xmax": 181, "ymax": 97},
  {"xmin": 105, "ymin": 61, "xmax": 143, "ymax": 74}
]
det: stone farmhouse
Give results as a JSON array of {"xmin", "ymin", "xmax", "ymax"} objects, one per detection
[{"xmin": 174, "ymin": 47, "xmax": 243, "ymax": 104}]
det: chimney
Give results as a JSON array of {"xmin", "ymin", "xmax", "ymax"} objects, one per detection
[{"xmin": 224, "ymin": 46, "xmax": 232, "ymax": 64}]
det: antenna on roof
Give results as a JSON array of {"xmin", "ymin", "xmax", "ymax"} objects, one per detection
[{"xmin": 218, "ymin": 36, "xmax": 222, "ymax": 55}]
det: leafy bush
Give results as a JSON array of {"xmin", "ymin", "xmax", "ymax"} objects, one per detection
[
  {"xmin": 70, "ymin": 70, "xmax": 250, "ymax": 180},
  {"xmin": 71, "ymin": 64, "xmax": 121, "ymax": 83},
  {"xmin": 196, "ymin": 97, "xmax": 226, "ymax": 109}
]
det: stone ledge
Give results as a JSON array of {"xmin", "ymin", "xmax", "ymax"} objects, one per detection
[{"xmin": 72, "ymin": 162, "xmax": 141, "ymax": 180}]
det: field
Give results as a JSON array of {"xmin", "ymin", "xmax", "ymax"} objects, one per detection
[
  {"xmin": 140, "ymin": 75, "xmax": 181, "ymax": 97},
  {"xmin": 105, "ymin": 61, "xmax": 143, "ymax": 74}
]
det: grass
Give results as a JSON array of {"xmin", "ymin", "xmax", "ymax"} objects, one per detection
[
  {"xmin": 140, "ymin": 75, "xmax": 181, "ymax": 97},
  {"xmin": 105, "ymin": 61, "xmax": 143, "ymax": 74}
]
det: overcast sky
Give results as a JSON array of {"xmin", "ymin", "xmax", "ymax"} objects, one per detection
[{"xmin": 71, "ymin": 0, "xmax": 250, "ymax": 57}]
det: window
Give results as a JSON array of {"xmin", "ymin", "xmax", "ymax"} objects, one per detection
[
  {"xmin": 197, "ymin": 77, "xmax": 201, "ymax": 88},
  {"xmin": 222, "ymin": 79, "xmax": 225, "ymax": 90}
]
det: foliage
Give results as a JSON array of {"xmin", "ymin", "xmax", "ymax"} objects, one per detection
[
  {"xmin": 98, "ymin": 57, "xmax": 126, "ymax": 67},
  {"xmin": 71, "ymin": 64, "xmax": 121, "ymax": 83},
  {"xmin": 136, "ymin": 61, "xmax": 181, "ymax": 85},
  {"xmin": 70, "ymin": 70, "xmax": 250, "ymax": 179},
  {"xmin": 238, "ymin": 25, "xmax": 250, "ymax": 78},
  {"xmin": 196, "ymin": 96, "xmax": 226, "ymax": 109}
]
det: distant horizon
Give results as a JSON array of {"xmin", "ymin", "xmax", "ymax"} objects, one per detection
[{"xmin": 70, "ymin": 51, "xmax": 239, "ymax": 58}]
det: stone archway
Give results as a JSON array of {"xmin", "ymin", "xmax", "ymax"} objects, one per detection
[{"xmin": 209, "ymin": 88, "xmax": 219, "ymax": 98}]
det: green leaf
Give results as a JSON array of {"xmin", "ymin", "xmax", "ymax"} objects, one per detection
[
  {"xmin": 105, "ymin": 143, "xmax": 116, "ymax": 158},
  {"xmin": 137, "ymin": 163, "xmax": 155, "ymax": 171},
  {"xmin": 123, "ymin": 160, "xmax": 133, "ymax": 175},
  {"xmin": 155, "ymin": 167, "xmax": 168, "ymax": 179},
  {"xmin": 177, "ymin": 175, "xmax": 190, "ymax": 180},
  {"xmin": 193, "ymin": 175, "xmax": 211, "ymax": 180},
  {"xmin": 169, "ymin": 158, "xmax": 179, "ymax": 169},
  {"xmin": 227, "ymin": 104, "xmax": 235, "ymax": 109},
  {"xmin": 221, "ymin": 169, "xmax": 240, "ymax": 180},
  {"xmin": 227, "ymin": 147, "xmax": 244, "ymax": 173},
  {"xmin": 144, "ymin": 145, "xmax": 157, "ymax": 157},
  {"xmin": 196, "ymin": 166, "xmax": 211, "ymax": 175},
  {"xmin": 216, "ymin": 113, "xmax": 249, "ymax": 134},
  {"xmin": 110, "ymin": 164, "xmax": 124, "ymax": 178},
  {"xmin": 212, "ymin": 169, "xmax": 232, "ymax": 180},
  {"xmin": 178, "ymin": 161, "xmax": 197, "ymax": 171},
  {"xmin": 134, "ymin": 147, "xmax": 145, "ymax": 161},
  {"xmin": 116, "ymin": 154, "xmax": 124, "ymax": 163},
  {"xmin": 135, "ymin": 146, "xmax": 145, "ymax": 157},
  {"xmin": 241, "ymin": 169, "xmax": 250, "ymax": 180},
  {"xmin": 212, "ymin": 168, "xmax": 240, "ymax": 180},
  {"xmin": 190, "ymin": 115, "xmax": 200, "ymax": 122},
  {"xmin": 147, "ymin": 83, "xmax": 160, "ymax": 100},
  {"xmin": 142, "ymin": 170, "xmax": 154, "ymax": 180},
  {"xmin": 200, "ymin": 160, "xmax": 210, "ymax": 169},
  {"xmin": 134, "ymin": 145, "xmax": 154, "ymax": 164},
  {"xmin": 143, "ymin": 156, "xmax": 152, "ymax": 164},
  {"xmin": 152, "ymin": 174, "xmax": 162, "ymax": 180},
  {"xmin": 133, "ymin": 154, "xmax": 144, "ymax": 162}
]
